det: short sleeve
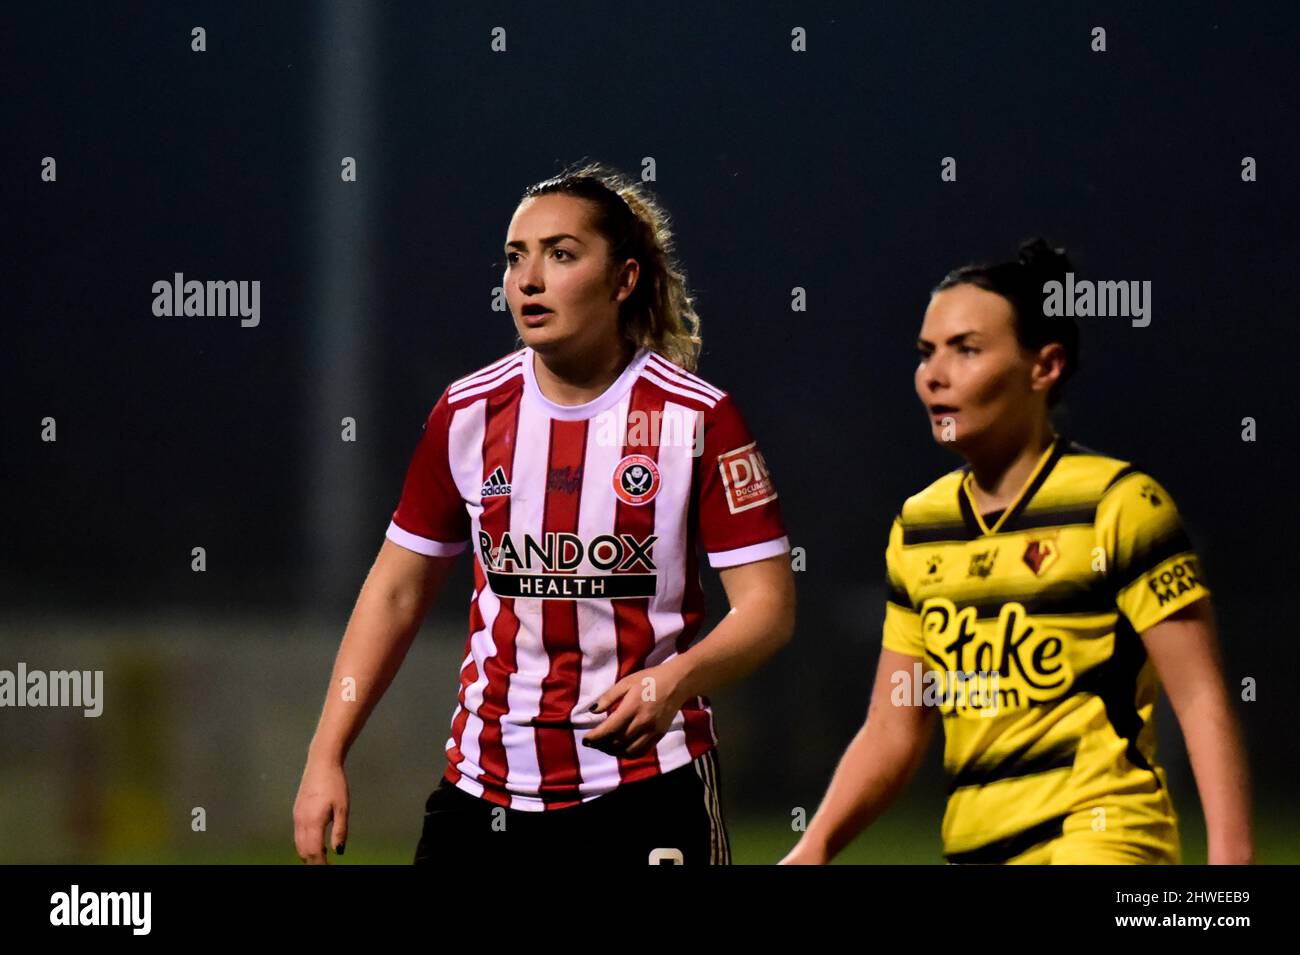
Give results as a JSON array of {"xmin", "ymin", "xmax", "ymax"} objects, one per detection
[
  {"xmin": 696, "ymin": 393, "xmax": 790, "ymax": 568},
  {"xmin": 881, "ymin": 516, "xmax": 924, "ymax": 657},
  {"xmin": 385, "ymin": 388, "xmax": 471, "ymax": 557},
  {"xmin": 1097, "ymin": 470, "xmax": 1209, "ymax": 633}
]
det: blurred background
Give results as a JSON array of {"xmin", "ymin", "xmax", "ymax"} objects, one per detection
[{"xmin": 4, "ymin": 1, "xmax": 1297, "ymax": 863}]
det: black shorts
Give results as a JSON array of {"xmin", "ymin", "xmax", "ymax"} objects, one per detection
[{"xmin": 413, "ymin": 748, "xmax": 730, "ymax": 866}]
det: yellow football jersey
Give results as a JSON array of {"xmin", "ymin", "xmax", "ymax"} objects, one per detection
[{"xmin": 882, "ymin": 435, "xmax": 1209, "ymax": 863}]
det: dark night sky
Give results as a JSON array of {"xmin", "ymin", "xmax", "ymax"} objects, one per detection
[{"xmin": 5, "ymin": 2, "xmax": 1298, "ymax": 800}]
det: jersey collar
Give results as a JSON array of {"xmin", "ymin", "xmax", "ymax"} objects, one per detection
[
  {"xmin": 959, "ymin": 433, "xmax": 1066, "ymax": 537},
  {"xmin": 522, "ymin": 345, "xmax": 651, "ymax": 421}
]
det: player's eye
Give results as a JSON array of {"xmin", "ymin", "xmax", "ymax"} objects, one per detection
[
  {"xmin": 552, "ymin": 248, "xmax": 573, "ymax": 260},
  {"xmin": 958, "ymin": 345, "xmax": 979, "ymax": 355}
]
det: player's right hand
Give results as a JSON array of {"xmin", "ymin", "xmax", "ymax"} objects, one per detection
[{"xmin": 293, "ymin": 758, "xmax": 350, "ymax": 864}]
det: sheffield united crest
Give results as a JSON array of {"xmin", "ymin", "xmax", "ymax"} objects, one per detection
[{"xmin": 612, "ymin": 454, "xmax": 661, "ymax": 506}]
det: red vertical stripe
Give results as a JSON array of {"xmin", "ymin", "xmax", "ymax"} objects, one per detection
[
  {"xmin": 535, "ymin": 417, "xmax": 589, "ymax": 808},
  {"xmin": 677, "ymin": 479, "xmax": 715, "ymax": 758},
  {"xmin": 614, "ymin": 380, "xmax": 666, "ymax": 783},
  {"xmin": 444, "ymin": 559, "xmax": 487, "ymax": 783},
  {"xmin": 468, "ymin": 388, "xmax": 524, "ymax": 806}
]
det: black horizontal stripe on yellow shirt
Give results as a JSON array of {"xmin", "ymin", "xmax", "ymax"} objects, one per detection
[
  {"xmin": 918, "ymin": 577, "xmax": 1118, "ymax": 619},
  {"xmin": 946, "ymin": 737, "xmax": 1079, "ymax": 795},
  {"xmin": 998, "ymin": 505, "xmax": 1099, "ymax": 534},
  {"xmin": 1102, "ymin": 463, "xmax": 1138, "ymax": 491},
  {"xmin": 886, "ymin": 580, "xmax": 911, "ymax": 609},
  {"xmin": 944, "ymin": 813, "xmax": 1070, "ymax": 864},
  {"xmin": 901, "ymin": 520, "xmax": 978, "ymax": 546},
  {"xmin": 1068, "ymin": 614, "xmax": 1159, "ymax": 779},
  {"xmin": 901, "ymin": 503, "xmax": 1101, "ymax": 546},
  {"xmin": 1112, "ymin": 524, "xmax": 1196, "ymax": 592}
]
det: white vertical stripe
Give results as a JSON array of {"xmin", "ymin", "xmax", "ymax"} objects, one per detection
[
  {"xmin": 447, "ymin": 400, "xmax": 487, "ymax": 511},
  {"xmin": 442, "ymin": 652, "xmax": 474, "ymax": 761},
  {"xmin": 495, "ymin": 394, "xmax": 551, "ymax": 797},
  {"xmin": 649, "ymin": 403, "xmax": 700, "ymax": 771},
  {"xmin": 646, "ymin": 402, "xmax": 695, "ymax": 661},
  {"xmin": 573, "ymin": 397, "xmax": 629, "ymax": 796}
]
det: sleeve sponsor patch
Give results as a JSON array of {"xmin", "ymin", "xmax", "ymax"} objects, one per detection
[{"xmin": 718, "ymin": 441, "xmax": 778, "ymax": 513}]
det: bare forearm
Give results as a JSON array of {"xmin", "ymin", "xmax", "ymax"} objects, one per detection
[
  {"xmin": 1143, "ymin": 600, "xmax": 1255, "ymax": 863},
  {"xmin": 664, "ymin": 591, "xmax": 793, "ymax": 702},
  {"xmin": 307, "ymin": 585, "xmax": 427, "ymax": 765},
  {"xmin": 1178, "ymin": 691, "xmax": 1253, "ymax": 861},
  {"xmin": 802, "ymin": 716, "xmax": 927, "ymax": 859}
]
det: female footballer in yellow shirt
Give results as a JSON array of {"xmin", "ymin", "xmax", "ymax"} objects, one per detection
[{"xmin": 783, "ymin": 239, "xmax": 1252, "ymax": 865}]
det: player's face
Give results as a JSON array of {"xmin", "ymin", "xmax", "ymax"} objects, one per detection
[
  {"xmin": 503, "ymin": 194, "xmax": 636, "ymax": 357},
  {"xmin": 914, "ymin": 284, "xmax": 1044, "ymax": 453}
]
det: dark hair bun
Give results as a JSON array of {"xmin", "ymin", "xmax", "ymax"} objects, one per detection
[{"xmin": 1016, "ymin": 237, "xmax": 1073, "ymax": 283}]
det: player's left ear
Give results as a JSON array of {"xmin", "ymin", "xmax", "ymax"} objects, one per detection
[
  {"xmin": 1029, "ymin": 342, "xmax": 1067, "ymax": 397},
  {"xmin": 610, "ymin": 256, "xmax": 639, "ymax": 305}
]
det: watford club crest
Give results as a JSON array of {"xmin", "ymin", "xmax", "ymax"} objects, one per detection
[{"xmin": 1022, "ymin": 537, "xmax": 1060, "ymax": 576}]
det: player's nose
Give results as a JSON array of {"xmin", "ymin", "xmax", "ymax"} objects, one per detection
[
  {"xmin": 921, "ymin": 356, "xmax": 949, "ymax": 391},
  {"xmin": 518, "ymin": 258, "xmax": 545, "ymax": 293}
]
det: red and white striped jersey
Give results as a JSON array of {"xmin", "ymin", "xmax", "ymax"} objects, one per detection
[{"xmin": 386, "ymin": 345, "xmax": 790, "ymax": 810}]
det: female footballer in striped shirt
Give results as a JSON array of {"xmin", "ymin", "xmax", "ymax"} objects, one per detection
[{"xmin": 293, "ymin": 163, "xmax": 795, "ymax": 865}]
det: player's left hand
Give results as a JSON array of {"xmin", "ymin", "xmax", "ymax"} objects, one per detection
[{"xmin": 583, "ymin": 664, "xmax": 687, "ymax": 758}]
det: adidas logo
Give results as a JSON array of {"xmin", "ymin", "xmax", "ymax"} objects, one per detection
[{"xmin": 481, "ymin": 465, "xmax": 512, "ymax": 498}]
